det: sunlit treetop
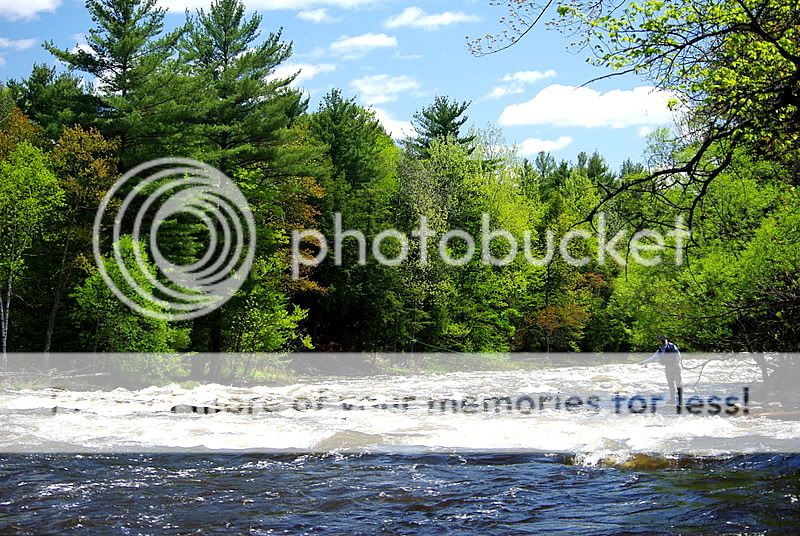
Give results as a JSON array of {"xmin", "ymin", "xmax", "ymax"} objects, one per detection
[{"xmin": 469, "ymin": 0, "xmax": 800, "ymax": 231}]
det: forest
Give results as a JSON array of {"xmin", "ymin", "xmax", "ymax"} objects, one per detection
[{"xmin": 0, "ymin": 0, "xmax": 798, "ymax": 381}]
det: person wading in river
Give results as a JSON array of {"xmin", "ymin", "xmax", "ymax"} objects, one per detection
[{"xmin": 640, "ymin": 335, "xmax": 683, "ymax": 404}]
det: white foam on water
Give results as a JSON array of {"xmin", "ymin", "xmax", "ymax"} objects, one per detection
[{"xmin": 1, "ymin": 359, "xmax": 798, "ymax": 460}]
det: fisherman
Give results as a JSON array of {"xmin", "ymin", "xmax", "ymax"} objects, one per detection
[{"xmin": 640, "ymin": 335, "xmax": 683, "ymax": 404}]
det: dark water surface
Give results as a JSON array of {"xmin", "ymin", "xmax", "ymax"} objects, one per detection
[{"xmin": 0, "ymin": 453, "xmax": 798, "ymax": 534}]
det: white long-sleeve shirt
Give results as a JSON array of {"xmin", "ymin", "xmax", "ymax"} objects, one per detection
[{"xmin": 641, "ymin": 341, "xmax": 681, "ymax": 364}]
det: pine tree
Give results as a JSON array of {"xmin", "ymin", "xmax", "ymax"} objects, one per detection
[
  {"xmin": 179, "ymin": 0, "xmax": 305, "ymax": 174},
  {"xmin": 45, "ymin": 0, "xmax": 185, "ymax": 167},
  {"xmin": 408, "ymin": 95, "xmax": 475, "ymax": 157},
  {"xmin": 7, "ymin": 64, "xmax": 97, "ymax": 140},
  {"xmin": 310, "ymin": 89, "xmax": 387, "ymax": 187},
  {"xmin": 586, "ymin": 151, "xmax": 617, "ymax": 191},
  {"xmin": 179, "ymin": 0, "xmax": 323, "ymax": 363},
  {"xmin": 533, "ymin": 151, "xmax": 556, "ymax": 180},
  {"xmin": 518, "ymin": 158, "xmax": 540, "ymax": 201},
  {"xmin": 620, "ymin": 158, "xmax": 646, "ymax": 178}
]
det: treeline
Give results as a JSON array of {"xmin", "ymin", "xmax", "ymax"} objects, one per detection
[{"xmin": 1, "ymin": 0, "xmax": 798, "ymax": 380}]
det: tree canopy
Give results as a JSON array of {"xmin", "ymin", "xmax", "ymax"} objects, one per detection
[{"xmin": 0, "ymin": 0, "xmax": 796, "ymax": 383}]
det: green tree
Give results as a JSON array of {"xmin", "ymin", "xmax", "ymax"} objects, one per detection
[
  {"xmin": 43, "ymin": 126, "xmax": 119, "ymax": 353},
  {"xmin": 606, "ymin": 155, "xmax": 797, "ymax": 364},
  {"xmin": 0, "ymin": 142, "xmax": 64, "ymax": 361},
  {"xmin": 72, "ymin": 235, "xmax": 187, "ymax": 354},
  {"xmin": 310, "ymin": 89, "xmax": 389, "ymax": 187},
  {"xmin": 179, "ymin": 0, "xmax": 304, "ymax": 173},
  {"xmin": 407, "ymin": 96, "xmax": 476, "ymax": 157},
  {"xmin": 45, "ymin": 0, "xmax": 185, "ymax": 167},
  {"xmin": 7, "ymin": 64, "xmax": 98, "ymax": 140},
  {"xmin": 473, "ymin": 0, "xmax": 800, "ymax": 223},
  {"xmin": 304, "ymin": 88, "xmax": 402, "ymax": 350},
  {"xmin": 620, "ymin": 158, "xmax": 646, "ymax": 179},
  {"xmin": 226, "ymin": 257, "xmax": 311, "ymax": 352},
  {"xmin": 585, "ymin": 151, "xmax": 617, "ymax": 192},
  {"xmin": 517, "ymin": 158, "xmax": 540, "ymax": 201},
  {"xmin": 179, "ymin": 0, "xmax": 325, "ymax": 370}
]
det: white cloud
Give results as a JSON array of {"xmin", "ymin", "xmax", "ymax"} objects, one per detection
[
  {"xmin": 297, "ymin": 8, "xmax": 339, "ymax": 23},
  {"xmin": 503, "ymin": 70, "xmax": 557, "ymax": 84},
  {"xmin": 0, "ymin": 0, "xmax": 59, "ymax": 20},
  {"xmin": 500, "ymin": 84, "xmax": 675, "ymax": 128},
  {"xmin": 486, "ymin": 69, "xmax": 556, "ymax": 100},
  {"xmin": 270, "ymin": 63, "xmax": 336, "ymax": 85},
  {"xmin": 330, "ymin": 33, "xmax": 397, "ymax": 60},
  {"xmin": 70, "ymin": 43, "xmax": 94, "ymax": 55},
  {"xmin": 518, "ymin": 136, "xmax": 573, "ymax": 155},
  {"xmin": 351, "ymin": 74, "xmax": 421, "ymax": 105},
  {"xmin": 158, "ymin": 0, "xmax": 379, "ymax": 11},
  {"xmin": 372, "ymin": 107, "xmax": 413, "ymax": 139},
  {"xmin": 638, "ymin": 126, "xmax": 654, "ymax": 138},
  {"xmin": 394, "ymin": 52, "xmax": 423, "ymax": 60},
  {"xmin": 487, "ymin": 85, "xmax": 525, "ymax": 100},
  {"xmin": 0, "ymin": 37, "xmax": 38, "ymax": 50},
  {"xmin": 385, "ymin": 6, "xmax": 481, "ymax": 31},
  {"xmin": 0, "ymin": 37, "xmax": 37, "ymax": 65}
]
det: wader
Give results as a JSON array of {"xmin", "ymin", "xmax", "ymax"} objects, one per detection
[{"xmin": 661, "ymin": 354, "xmax": 683, "ymax": 403}]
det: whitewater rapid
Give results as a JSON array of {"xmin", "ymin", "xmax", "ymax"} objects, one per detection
[{"xmin": 1, "ymin": 359, "xmax": 798, "ymax": 461}]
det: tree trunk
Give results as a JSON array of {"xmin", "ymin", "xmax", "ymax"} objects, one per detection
[
  {"xmin": 44, "ymin": 221, "xmax": 74, "ymax": 356},
  {"xmin": 1, "ymin": 271, "xmax": 12, "ymax": 368}
]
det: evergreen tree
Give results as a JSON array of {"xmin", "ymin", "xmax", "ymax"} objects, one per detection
[
  {"xmin": 6, "ymin": 64, "xmax": 97, "ymax": 140},
  {"xmin": 518, "ymin": 158, "xmax": 540, "ymax": 201},
  {"xmin": 408, "ymin": 95, "xmax": 475, "ymax": 157},
  {"xmin": 541, "ymin": 159, "xmax": 571, "ymax": 200},
  {"xmin": 45, "ymin": 0, "xmax": 185, "ymax": 167},
  {"xmin": 576, "ymin": 151, "xmax": 589, "ymax": 172},
  {"xmin": 310, "ymin": 89, "xmax": 387, "ymax": 187},
  {"xmin": 533, "ymin": 151, "xmax": 556, "ymax": 179},
  {"xmin": 586, "ymin": 151, "xmax": 617, "ymax": 191},
  {"xmin": 179, "ymin": 0, "xmax": 305, "ymax": 173},
  {"xmin": 305, "ymin": 89, "xmax": 401, "ymax": 351},
  {"xmin": 179, "ymin": 0, "xmax": 324, "ymax": 363},
  {"xmin": 620, "ymin": 158, "xmax": 646, "ymax": 178}
]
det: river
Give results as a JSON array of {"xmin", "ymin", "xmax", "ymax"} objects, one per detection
[{"xmin": 1, "ymin": 358, "xmax": 798, "ymax": 533}]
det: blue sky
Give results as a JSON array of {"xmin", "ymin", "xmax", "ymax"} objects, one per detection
[{"xmin": 0, "ymin": 0, "xmax": 674, "ymax": 170}]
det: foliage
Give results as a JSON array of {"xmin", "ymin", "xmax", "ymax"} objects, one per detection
[
  {"xmin": 310, "ymin": 89, "xmax": 389, "ymax": 187},
  {"xmin": 0, "ymin": 0, "xmax": 796, "ymax": 381},
  {"xmin": 472, "ymin": 0, "xmax": 800, "ymax": 229},
  {"xmin": 40, "ymin": 126, "xmax": 119, "ymax": 352},
  {"xmin": 407, "ymin": 96, "xmax": 476, "ymax": 157},
  {"xmin": 0, "ymin": 143, "xmax": 64, "ymax": 357},
  {"xmin": 7, "ymin": 64, "xmax": 97, "ymax": 140},
  {"xmin": 179, "ymin": 0, "xmax": 305, "ymax": 172},
  {"xmin": 71, "ymin": 235, "xmax": 188, "ymax": 353},
  {"xmin": 45, "ymin": 0, "xmax": 186, "ymax": 167}
]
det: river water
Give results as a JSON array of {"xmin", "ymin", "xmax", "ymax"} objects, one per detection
[{"xmin": 1, "ymin": 359, "xmax": 798, "ymax": 533}]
